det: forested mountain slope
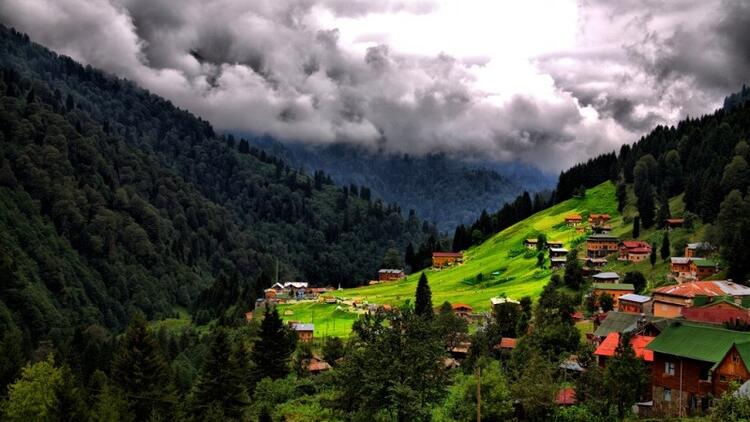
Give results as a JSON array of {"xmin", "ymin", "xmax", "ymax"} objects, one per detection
[
  {"xmin": 0, "ymin": 26, "xmax": 431, "ymax": 341},
  {"xmin": 244, "ymin": 138, "xmax": 554, "ymax": 231}
]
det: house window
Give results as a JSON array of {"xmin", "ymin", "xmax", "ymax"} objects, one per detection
[
  {"xmin": 733, "ymin": 353, "xmax": 741, "ymax": 364},
  {"xmin": 665, "ymin": 361, "xmax": 675, "ymax": 376},
  {"xmin": 663, "ymin": 388, "xmax": 672, "ymax": 402}
]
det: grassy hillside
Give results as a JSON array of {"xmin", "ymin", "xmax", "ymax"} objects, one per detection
[
  {"xmin": 278, "ymin": 181, "xmax": 718, "ymax": 338},
  {"xmin": 279, "ymin": 181, "xmax": 619, "ymax": 335}
]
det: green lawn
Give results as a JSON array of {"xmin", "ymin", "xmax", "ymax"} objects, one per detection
[{"xmin": 276, "ymin": 302, "xmax": 361, "ymax": 339}]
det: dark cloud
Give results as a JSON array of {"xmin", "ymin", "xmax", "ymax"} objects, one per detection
[{"xmin": 0, "ymin": 0, "xmax": 744, "ymax": 171}]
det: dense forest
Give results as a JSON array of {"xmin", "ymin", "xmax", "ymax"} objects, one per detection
[
  {"xmin": 0, "ymin": 25, "xmax": 440, "ymax": 341},
  {"xmin": 243, "ymin": 138, "xmax": 554, "ymax": 231}
]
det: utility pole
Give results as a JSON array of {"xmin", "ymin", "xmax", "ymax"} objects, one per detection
[{"xmin": 476, "ymin": 366, "xmax": 481, "ymax": 422}]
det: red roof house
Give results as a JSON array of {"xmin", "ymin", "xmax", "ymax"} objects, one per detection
[
  {"xmin": 595, "ymin": 332, "xmax": 654, "ymax": 367},
  {"xmin": 681, "ymin": 300, "xmax": 750, "ymax": 326}
]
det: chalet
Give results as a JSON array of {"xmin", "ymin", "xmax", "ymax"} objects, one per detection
[
  {"xmin": 592, "ymin": 224, "xmax": 613, "ymax": 234},
  {"xmin": 547, "ymin": 240, "xmax": 564, "ymax": 248},
  {"xmin": 264, "ymin": 288, "xmax": 278, "ymax": 300},
  {"xmin": 324, "ymin": 296, "xmax": 337, "ymax": 304},
  {"xmin": 550, "ymin": 257, "xmax": 566, "ymax": 269},
  {"xmin": 595, "ymin": 332, "xmax": 654, "ymax": 367},
  {"xmin": 670, "ymin": 257, "xmax": 692, "ymax": 277},
  {"xmin": 586, "ymin": 234, "xmax": 619, "ymax": 258},
  {"xmin": 690, "ymin": 259, "xmax": 719, "ymax": 279},
  {"xmin": 588, "ymin": 213, "xmax": 611, "ymax": 226},
  {"xmin": 618, "ymin": 293, "xmax": 653, "ymax": 314},
  {"xmin": 592, "ymin": 282, "xmax": 634, "ymax": 307},
  {"xmin": 652, "ymin": 281, "xmax": 750, "ymax": 318},
  {"xmin": 549, "ymin": 247, "xmax": 569, "ymax": 258},
  {"xmin": 291, "ymin": 323, "xmax": 314, "ymax": 343},
  {"xmin": 524, "ymin": 238, "xmax": 538, "ymax": 249},
  {"xmin": 584, "ymin": 257, "xmax": 608, "ymax": 267},
  {"xmin": 685, "ymin": 242, "xmax": 713, "ymax": 258},
  {"xmin": 432, "ymin": 252, "xmax": 463, "ymax": 268},
  {"xmin": 490, "ymin": 297, "xmax": 520, "ymax": 311},
  {"xmin": 647, "ymin": 323, "xmax": 750, "ymax": 417},
  {"xmin": 619, "ymin": 241, "xmax": 652, "ymax": 263},
  {"xmin": 452, "ymin": 303, "xmax": 474, "ymax": 319},
  {"xmin": 565, "ymin": 213, "xmax": 583, "ymax": 226},
  {"xmin": 378, "ymin": 268, "xmax": 405, "ymax": 282},
  {"xmin": 305, "ymin": 356, "xmax": 332, "ymax": 375},
  {"xmin": 592, "ymin": 271, "xmax": 620, "ymax": 283},
  {"xmin": 680, "ymin": 299, "xmax": 750, "ymax": 326},
  {"xmin": 665, "ymin": 218, "xmax": 684, "ymax": 230},
  {"xmin": 449, "ymin": 341, "xmax": 471, "ymax": 359}
]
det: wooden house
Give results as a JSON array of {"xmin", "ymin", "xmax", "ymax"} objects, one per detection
[
  {"xmin": 550, "ymin": 257, "xmax": 566, "ymax": 269},
  {"xmin": 549, "ymin": 247, "xmax": 569, "ymax": 258},
  {"xmin": 592, "ymin": 282, "xmax": 634, "ymax": 307},
  {"xmin": 555, "ymin": 387, "xmax": 577, "ymax": 406},
  {"xmin": 670, "ymin": 257, "xmax": 692, "ymax": 277},
  {"xmin": 305, "ymin": 356, "xmax": 332, "ymax": 375},
  {"xmin": 619, "ymin": 241, "xmax": 652, "ymax": 263},
  {"xmin": 494, "ymin": 337, "xmax": 518, "ymax": 351},
  {"xmin": 524, "ymin": 238, "xmax": 538, "ymax": 249},
  {"xmin": 690, "ymin": 259, "xmax": 719, "ymax": 279},
  {"xmin": 452, "ymin": 303, "xmax": 474, "ymax": 319},
  {"xmin": 646, "ymin": 323, "xmax": 750, "ymax": 417},
  {"xmin": 592, "ymin": 271, "xmax": 620, "ymax": 283},
  {"xmin": 565, "ymin": 214, "xmax": 583, "ymax": 226},
  {"xmin": 378, "ymin": 268, "xmax": 405, "ymax": 282},
  {"xmin": 681, "ymin": 299, "xmax": 750, "ymax": 326},
  {"xmin": 586, "ymin": 234, "xmax": 619, "ymax": 258},
  {"xmin": 291, "ymin": 323, "xmax": 314, "ymax": 343},
  {"xmin": 432, "ymin": 252, "xmax": 463, "ymax": 268},
  {"xmin": 618, "ymin": 293, "xmax": 653, "ymax": 314},
  {"xmin": 652, "ymin": 281, "xmax": 750, "ymax": 318}
]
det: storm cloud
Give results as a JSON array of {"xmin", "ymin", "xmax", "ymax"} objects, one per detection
[{"xmin": 0, "ymin": 0, "xmax": 747, "ymax": 170}]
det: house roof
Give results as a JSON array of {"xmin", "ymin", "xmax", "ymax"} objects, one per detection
[
  {"xmin": 378, "ymin": 268, "xmax": 404, "ymax": 273},
  {"xmin": 490, "ymin": 297, "xmax": 520, "ymax": 306},
  {"xmin": 593, "ymin": 272, "xmax": 620, "ymax": 280},
  {"xmin": 547, "ymin": 240, "xmax": 563, "ymax": 245},
  {"xmin": 555, "ymin": 387, "xmax": 577, "ymax": 405},
  {"xmin": 566, "ymin": 214, "xmax": 582, "ymax": 220},
  {"xmin": 681, "ymin": 301, "xmax": 750, "ymax": 325},
  {"xmin": 452, "ymin": 303, "xmax": 473, "ymax": 311},
  {"xmin": 433, "ymin": 252, "xmax": 463, "ymax": 258},
  {"xmin": 666, "ymin": 218, "xmax": 684, "ymax": 224},
  {"xmin": 551, "ymin": 257, "xmax": 567, "ymax": 262},
  {"xmin": 621, "ymin": 240, "xmax": 651, "ymax": 249},
  {"xmin": 646, "ymin": 322, "xmax": 750, "ymax": 364},
  {"xmin": 292, "ymin": 323, "xmax": 314, "ymax": 332},
  {"xmin": 595, "ymin": 332, "xmax": 655, "ymax": 361},
  {"xmin": 619, "ymin": 293, "xmax": 652, "ymax": 303},
  {"xmin": 499, "ymin": 337, "xmax": 518, "ymax": 349},
  {"xmin": 670, "ymin": 257, "xmax": 690, "ymax": 265},
  {"xmin": 629, "ymin": 247, "xmax": 651, "ymax": 254},
  {"xmin": 588, "ymin": 234, "xmax": 619, "ymax": 241},
  {"xmin": 525, "ymin": 238, "xmax": 538, "ymax": 243},
  {"xmin": 550, "ymin": 247, "xmax": 569, "ymax": 253},
  {"xmin": 593, "ymin": 311, "xmax": 664, "ymax": 337},
  {"xmin": 687, "ymin": 242, "xmax": 712, "ymax": 250},
  {"xmin": 589, "ymin": 213, "xmax": 611, "ymax": 218},
  {"xmin": 653, "ymin": 281, "xmax": 750, "ymax": 298},
  {"xmin": 692, "ymin": 259, "xmax": 717, "ymax": 268},
  {"xmin": 593, "ymin": 282, "xmax": 634, "ymax": 291}
]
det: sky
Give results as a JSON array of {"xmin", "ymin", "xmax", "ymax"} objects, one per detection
[{"xmin": 1, "ymin": 0, "xmax": 748, "ymax": 171}]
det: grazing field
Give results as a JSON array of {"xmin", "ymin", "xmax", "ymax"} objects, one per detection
[{"xmin": 276, "ymin": 302, "xmax": 361, "ymax": 338}]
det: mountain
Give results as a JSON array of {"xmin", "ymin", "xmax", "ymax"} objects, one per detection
[
  {"xmin": 0, "ymin": 26, "xmax": 434, "ymax": 339},
  {"xmin": 242, "ymin": 137, "xmax": 555, "ymax": 231}
]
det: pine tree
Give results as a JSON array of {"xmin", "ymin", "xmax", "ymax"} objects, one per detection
[
  {"xmin": 656, "ymin": 194, "xmax": 671, "ymax": 229},
  {"xmin": 660, "ymin": 232, "xmax": 670, "ymax": 261},
  {"xmin": 604, "ymin": 333, "xmax": 649, "ymax": 419},
  {"xmin": 111, "ymin": 314, "xmax": 175, "ymax": 421},
  {"xmin": 191, "ymin": 328, "xmax": 249, "ymax": 420},
  {"xmin": 637, "ymin": 185, "xmax": 656, "ymax": 228},
  {"xmin": 563, "ymin": 250, "xmax": 583, "ymax": 290},
  {"xmin": 251, "ymin": 307, "xmax": 296, "ymax": 383},
  {"xmin": 404, "ymin": 242, "xmax": 415, "ymax": 272},
  {"xmin": 632, "ymin": 216, "xmax": 640, "ymax": 238},
  {"xmin": 415, "ymin": 273, "xmax": 434, "ymax": 319},
  {"xmin": 649, "ymin": 243, "xmax": 657, "ymax": 267}
]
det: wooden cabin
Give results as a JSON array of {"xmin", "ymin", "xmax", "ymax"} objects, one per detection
[
  {"xmin": 378, "ymin": 268, "xmax": 405, "ymax": 281},
  {"xmin": 565, "ymin": 213, "xmax": 583, "ymax": 226},
  {"xmin": 432, "ymin": 252, "xmax": 463, "ymax": 268},
  {"xmin": 586, "ymin": 234, "xmax": 620, "ymax": 258},
  {"xmin": 690, "ymin": 259, "xmax": 719, "ymax": 280},
  {"xmin": 593, "ymin": 282, "xmax": 634, "ymax": 307},
  {"xmin": 619, "ymin": 241, "xmax": 652, "ymax": 263},
  {"xmin": 524, "ymin": 238, "xmax": 538, "ymax": 249},
  {"xmin": 665, "ymin": 218, "xmax": 684, "ymax": 230},
  {"xmin": 652, "ymin": 281, "xmax": 750, "ymax": 318},
  {"xmin": 618, "ymin": 293, "xmax": 653, "ymax": 314}
]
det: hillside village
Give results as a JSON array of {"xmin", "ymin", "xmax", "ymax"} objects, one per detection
[{"xmin": 260, "ymin": 181, "xmax": 750, "ymax": 418}]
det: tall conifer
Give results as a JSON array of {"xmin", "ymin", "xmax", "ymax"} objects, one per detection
[{"xmin": 415, "ymin": 273, "xmax": 434, "ymax": 319}]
